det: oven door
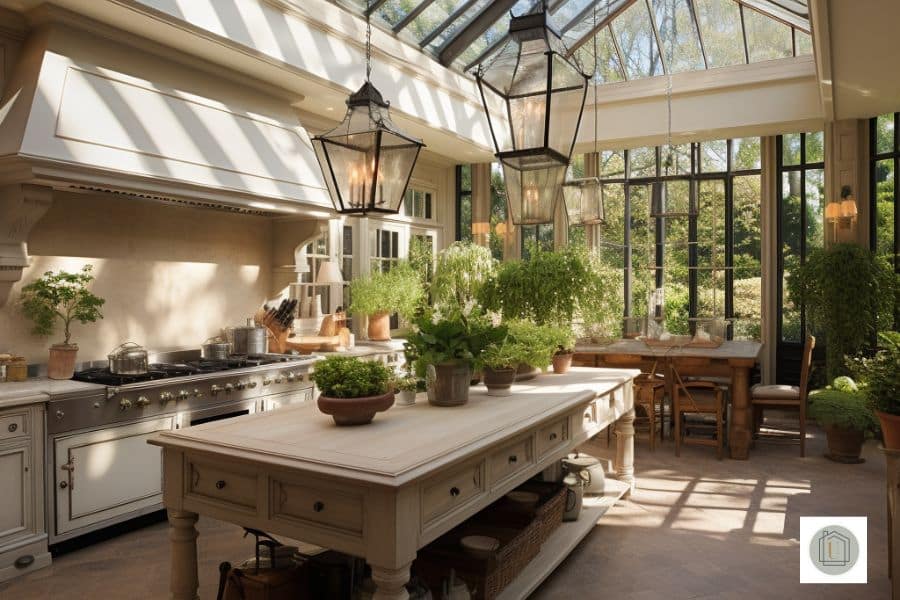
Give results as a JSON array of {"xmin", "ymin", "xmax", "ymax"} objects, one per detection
[
  {"xmin": 52, "ymin": 416, "xmax": 175, "ymax": 540},
  {"xmin": 180, "ymin": 399, "xmax": 257, "ymax": 428},
  {"xmin": 261, "ymin": 386, "xmax": 314, "ymax": 412}
]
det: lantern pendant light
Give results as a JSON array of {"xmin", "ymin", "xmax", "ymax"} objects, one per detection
[
  {"xmin": 312, "ymin": 1, "xmax": 425, "ymax": 215},
  {"xmin": 562, "ymin": 0, "xmax": 604, "ymax": 227},
  {"xmin": 475, "ymin": 4, "xmax": 588, "ymax": 225}
]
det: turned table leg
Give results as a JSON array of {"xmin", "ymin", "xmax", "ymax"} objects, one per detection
[
  {"xmin": 168, "ymin": 509, "xmax": 199, "ymax": 600},
  {"xmin": 616, "ymin": 408, "xmax": 636, "ymax": 498},
  {"xmin": 371, "ymin": 563, "xmax": 412, "ymax": 600},
  {"xmin": 730, "ymin": 365, "xmax": 752, "ymax": 460}
]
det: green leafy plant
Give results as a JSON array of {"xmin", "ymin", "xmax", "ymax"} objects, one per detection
[
  {"xmin": 504, "ymin": 321, "xmax": 561, "ymax": 369},
  {"xmin": 311, "ymin": 356, "xmax": 392, "ymax": 398},
  {"xmin": 393, "ymin": 374, "xmax": 418, "ymax": 393},
  {"xmin": 849, "ymin": 331, "xmax": 900, "ymax": 415},
  {"xmin": 787, "ymin": 244, "xmax": 897, "ymax": 381},
  {"xmin": 431, "ymin": 242, "xmax": 496, "ymax": 308},
  {"xmin": 481, "ymin": 334, "xmax": 534, "ymax": 370},
  {"xmin": 349, "ymin": 261, "xmax": 423, "ymax": 320},
  {"xmin": 20, "ymin": 265, "xmax": 105, "ymax": 346},
  {"xmin": 404, "ymin": 303, "xmax": 506, "ymax": 373},
  {"xmin": 808, "ymin": 384, "xmax": 878, "ymax": 432},
  {"xmin": 579, "ymin": 251, "xmax": 624, "ymax": 341}
]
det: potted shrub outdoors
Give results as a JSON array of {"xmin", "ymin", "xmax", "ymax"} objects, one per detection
[
  {"xmin": 787, "ymin": 244, "xmax": 896, "ymax": 381},
  {"xmin": 808, "ymin": 377, "xmax": 878, "ymax": 463},
  {"xmin": 405, "ymin": 302, "xmax": 506, "ymax": 407},
  {"xmin": 20, "ymin": 265, "xmax": 105, "ymax": 380},
  {"xmin": 311, "ymin": 356, "xmax": 394, "ymax": 426},
  {"xmin": 850, "ymin": 331, "xmax": 900, "ymax": 448},
  {"xmin": 349, "ymin": 261, "xmax": 423, "ymax": 341}
]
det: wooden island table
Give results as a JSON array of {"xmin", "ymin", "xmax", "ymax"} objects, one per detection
[
  {"xmin": 149, "ymin": 367, "xmax": 638, "ymax": 600},
  {"xmin": 574, "ymin": 340, "xmax": 762, "ymax": 460}
]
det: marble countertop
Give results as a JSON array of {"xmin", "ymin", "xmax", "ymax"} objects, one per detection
[
  {"xmin": 0, "ymin": 377, "xmax": 105, "ymax": 409},
  {"xmin": 312, "ymin": 339, "xmax": 406, "ymax": 359}
]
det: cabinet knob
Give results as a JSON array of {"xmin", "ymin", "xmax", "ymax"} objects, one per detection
[
  {"xmin": 59, "ymin": 481, "xmax": 67, "ymax": 489},
  {"xmin": 8, "ymin": 423, "xmax": 17, "ymax": 433},
  {"xmin": 13, "ymin": 555, "xmax": 34, "ymax": 569},
  {"xmin": 215, "ymin": 480, "xmax": 226, "ymax": 490},
  {"xmin": 508, "ymin": 455, "xmax": 518, "ymax": 464},
  {"xmin": 549, "ymin": 432, "xmax": 557, "ymax": 441},
  {"xmin": 313, "ymin": 501, "xmax": 325, "ymax": 513},
  {"xmin": 450, "ymin": 486, "xmax": 460, "ymax": 497}
]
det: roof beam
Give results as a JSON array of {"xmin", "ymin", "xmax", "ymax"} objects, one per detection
[
  {"xmin": 394, "ymin": 0, "xmax": 439, "ymax": 33},
  {"xmin": 420, "ymin": 0, "xmax": 479, "ymax": 48},
  {"xmin": 734, "ymin": 0, "xmax": 810, "ymax": 32},
  {"xmin": 438, "ymin": 0, "xmax": 519, "ymax": 66},
  {"xmin": 365, "ymin": 0, "xmax": 391, "ymax": 16},
  {"xmin": 565, "ymin": 0, "xmax": 637, "ymax": 57}
]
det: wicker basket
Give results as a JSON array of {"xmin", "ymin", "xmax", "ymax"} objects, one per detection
[{"xmin": 415, "ymin": 482, "xmax": 565, "ymax": 599}]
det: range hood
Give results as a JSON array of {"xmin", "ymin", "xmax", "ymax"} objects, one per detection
[{"xmin": 0, "ymin": 23, "xmax": 332, "ymax": 214}]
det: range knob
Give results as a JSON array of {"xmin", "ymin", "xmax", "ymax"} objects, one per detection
[
  {"xmin": 119, "ymin": 398, "xmax": 133, "ymax": 411},
  {"xmin": 193, "ymin": 388, "xmax": 204, "ymax": 398},
  {"xmin": 224, "ymin": 383, "xmax": 234, "ymax": 393},
  {"xmin": 262, "ymin": 378, "xmax": 272, "ymax": 386},
  {"xmin": 160, "ymin": 392, "xmax": 174, "ymax": 403},
  {"xmin": 210, "ymin": 385, "xmax": 223, "ymax": 396},
  {"xmin": 286, "ymin": 372, "xmax": 296, "ymax": 382},
  {"xmin": 274, "ymin": 376, "xmax": 283, "ymax": 384},
  {"xmin": 177, "ymin": 390, "xmax": 189, "ymax": 401},
  {"xmin": 235, "ymin": 381, "xmax": 246, "ymax": 391},
  {"xmin": 135, "ymin": 396, "xmax": 151, "ymax": 408},
  {"xmin": 249, "ymin": 380, "xmax": 258, "ymax": 389}
]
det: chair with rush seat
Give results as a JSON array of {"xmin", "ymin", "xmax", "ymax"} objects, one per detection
[
  {"xmin": 751, "ymin": 335, "xmax": 815, "ymax": 457},
  {"xmin": 633, "ymin": 363, "xmax": 666, "ymax": 451},
  {"xmin": 674, "ymin": 370, "xmax": 727, "ymax": 460}
]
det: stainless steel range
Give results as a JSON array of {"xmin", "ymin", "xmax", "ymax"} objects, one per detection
[{"xmin": 46, "ymin": 352, "xmax": 318, "ymax": 545}]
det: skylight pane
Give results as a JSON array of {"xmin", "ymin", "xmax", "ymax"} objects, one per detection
[
  {"xmin": 574, "ymin": 26, "xmax": 625, "ymax": 83},
  {"xmin": 550, "ymin": 0, "xmax": 594, "ymax": 32},
  {"xmin": 651, "ymin": 0, "xmax": 705, "ymax": 73},
  {"xmin": 456, "ymin": 0, "xmax": 533, "ymax": 68},
  {"xmin": 693, "ymin": 0, "xmax": 745, "ymax": 68},
  {"xmin": 743, "ymin": 6, "xmax": 792, "ymax": 62},
  {"xmin": 795, "ymin": 29, "xmax": 812, "ymax": 56},
  {"xmin": 614, "ymin": 0, "xmax": 664, "ymax": 80},
  {"xmin": 404, "ymin": 0, "xmax": 473, "ymax": 42},
  {"xmin": 424, "ymin": 0, "xmax": 492, "ymax": 55},
  {"xmin": 375, "ymin": 0, "xmax": 414, "ymax": 27}
]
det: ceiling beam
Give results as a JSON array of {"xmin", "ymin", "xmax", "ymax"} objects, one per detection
[
  {"xmin": 734, "ymin": 0, "xmax": 810, "ymax": 32},
  {"xmin": 808, "ymin": 0, "xmax": 833, "ymax": 120},
  {"xmin": 364, "ymin": 0, "xmax": 391, "ymax": 16},
  {"xmin": 565, "ymin": 0, "xmax": 637, "ymax": 58},
  {"xmin": 394, "ymin": 0, "xmax": 439, "ymax": 33},
  {"xmin": 420, "ymin": 0, "xmax": 479, "ymax": 48},
  {"xmin": 438, "ymin": 0, "xmax": 519, "ymax": 66}
]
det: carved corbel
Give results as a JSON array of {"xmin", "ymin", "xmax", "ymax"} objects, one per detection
[{"xmin": 0, "ymin": 183, "xmax": 52, "ymax": 306}]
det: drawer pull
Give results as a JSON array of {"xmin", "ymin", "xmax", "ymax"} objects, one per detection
[
  {"xmin": 508, "ymin": 455, "xmax": 518, "ymax": 464},
  {"xmin": 450, "ymin": 486, "xmax": 460, "ymax": 497},
  {"xmin": 215, "ymin": 480, "xmax": 226, "ymax": 490},
  {"xmin": 549, "ymin": 432, "xmax": 557, "ymax": 441},
  {"xmin": 584, "ymin": 411, "xmax": 591, "ymax": 420},
  {"xmin": 313, "ymin": 501, "xmax": 325, "ymax": 513},
  {"xmin": 14, "ymin": 555, "xmax": 34, "ymax": 569},
  {"xmin": 8, "ymin": 423, "xmax": 17, "ymax": 433}
]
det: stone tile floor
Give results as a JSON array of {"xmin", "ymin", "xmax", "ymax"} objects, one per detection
[{"xmin": 1, "ymin": 425, "xmax": 890, "ymax": 599}]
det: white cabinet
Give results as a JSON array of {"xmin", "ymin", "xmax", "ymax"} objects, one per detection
[
  {"xmin": 0, "ymin": 404, "xmax": 50, "ymax": 583},
  {"xmin": 261, "ymin": 387, "xmax": 313, "ymax": 412}
]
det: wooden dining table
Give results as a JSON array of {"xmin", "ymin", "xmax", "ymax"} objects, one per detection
[{"xmin": 574, "ymin": 339, "xmax": 762, "ymax": 460}]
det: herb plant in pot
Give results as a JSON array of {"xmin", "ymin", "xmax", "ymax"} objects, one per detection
[
  {"xmin": 481, "ymin": 336, "xmax": 531, "ymax": 397},
  {"xmin": 311, "ymin": 356, "xmax": 394, "ymax": 426},
  {"xmin": 850, "ymin": 331, "xmax": 900, "ymax": 448},
  {"xmin": 20, "ymin": 265, "xmax": 105, "ymax": 380},
  {"xmin": 504, "ymin": 321, "xmax": 560, "ymax": 381},
  {"xmin": 349, "ymin": 262, "xmax": 423, "ymax": 341},
  {"xmin": 808, "ymin": 378, "xmax": 877, "ymax": 463},
  {"xmin": 550, "ymin": 328, "xmax": 577, "ymax": 375},
  {"xmin": 406, "ymin": 303, "xmax": 506, "ymax": 407},
  {"xmin": 394, "ymin": 372, "xmax": 419, "ymax": 406}
]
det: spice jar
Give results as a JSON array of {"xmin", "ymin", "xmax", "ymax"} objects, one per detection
[{"xmin": 6, "ymin": 358, "xmax": 27, "ymax": 382}]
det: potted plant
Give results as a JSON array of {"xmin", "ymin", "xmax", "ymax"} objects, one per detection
[
  {"xmin": 349, "ymin": 261, "xmax": 423, "ymax": 341},
  {"xmin": 431, "ymin": 242, "xmax": 496, "ymax": 307},
  {"xmin": 504, "ymin": 321, "xmax": 561, "ymax": 381},
  {"xmin": 850, "ymin": 331, "xmax": 900, "ymax": 448},
  {"xmin": 405, "ymin": 302, "xmax": 506, "ymax": 407},
  {"xmin": 481, "ymin": 335, "xmax": 531, "ymax": 396},
  {"xmin": 311, "ymin": 356, "xmax": 394, "ymax": 426},
  {"xmin": 808, "ymin": 378, "xmax": 877, "ymax": 463},
  {"xmin": 393, "ymin": 371, "xmax": 419, "ymax": 406},
  {"xmin": 787, "ymin": 244, "xmax": 896, "ymax": 381},
  {"xmin": 550, "ymin": 328, "xmax": 577, "ymax": 375},
  {"xmin": 20, "ymin": 265, "xmax": 105, "ymax": 380}
]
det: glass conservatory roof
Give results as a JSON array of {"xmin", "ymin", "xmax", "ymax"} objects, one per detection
[{"xmin": 333, "ymin": 0, "xmax": 811, "ymax": 81}]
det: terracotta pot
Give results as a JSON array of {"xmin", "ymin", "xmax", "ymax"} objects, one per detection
[
  {"xmin": 552, "ymin": 352, "xmax": 574, "ymax": 374},
  {"xmin": 367, "ymin": 312, "xmax": 391, "ymax": 341},
  {"xmin": 483, "ymin": 366, "xmax": 516, "ymax": 397},
  {"xmin": 877, "ymin": 411, "xmax": 900, "ymax": 449},
  {"xmin": 426, "ymin": 362, "xmax": 471, "ymax": 407},
  {"xmin": 514, "ymin": 363, "xmax": 540, "ymax": 382},
  {"xmin": 317, "ymin": 391, "xmax": 395, "ymax": 426},
  {"xmin": 48, "ymin": 344, "xmax": 78, "ymax": 380},
  {"xmin": 823, "ymin": 424, "xmax": 865, "ymax": 463}
]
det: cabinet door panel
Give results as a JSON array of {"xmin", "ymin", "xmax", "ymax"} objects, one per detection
[{"xmin": 0, "ymin": 444, "xmax": 31, "ymax": 543}]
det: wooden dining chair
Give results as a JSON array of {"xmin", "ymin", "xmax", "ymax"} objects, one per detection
[
  {"xmin": 633, "ymin": 361, "xmax": 666, "ymax": 451},
  {"xmin": 674, "ymin": 370, "xmax": 727, "ymax": 460},
  {"xmin": 751, "ymin": 335, "xmax": 815, "ymax": 457}
]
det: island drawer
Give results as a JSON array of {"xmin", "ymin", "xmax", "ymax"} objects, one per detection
[
  {"xmin": 488, "ymin": 434, "xmax": 534, "ymax": 486},
  {"xmin": 187, "ymin": 459, "xmax": 257, "ymax": 512},
  {"xmin": 536, "ymin": 417, "xmax": 569, "ymax": 459},
  {"xmin": 272, "ymin": 480, "xmax": 363, "ymax": 535},
  {"xmin": 421, "ymin": 459, "xmax": 485, "ymax": 526},
  {"xmin": 0, "ymin": 411, "xmax": 28, "ymax": 442}
]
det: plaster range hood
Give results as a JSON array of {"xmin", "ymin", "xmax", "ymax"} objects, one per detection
[{"xmin": 0, "ymin": 22, "xmax": 332, "ymax": 214}]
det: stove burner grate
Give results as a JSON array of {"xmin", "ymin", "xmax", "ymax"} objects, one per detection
[{"xmin": 72, "ymin": 363, "xmax": 196, "ymax": 385}]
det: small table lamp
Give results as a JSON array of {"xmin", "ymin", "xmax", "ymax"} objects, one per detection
[{"xmin": 315, "ymin": 261, "xmax": 344, "ymax": 285}]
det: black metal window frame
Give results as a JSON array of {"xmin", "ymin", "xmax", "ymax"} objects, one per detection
[
  {"xmin": 455, "ymin": 164, "xmax": 473, "ymax": 242},
  {"xmin": 775, "ymin": 132, "xmax": 825, "ymax": 345},
  {"xmin": 600, "ymin": 140, "xmax": 761, "ymax": 338},
  {"xmin": 869, "ymin": 112, "xmax": 900, "ymax": 328}
]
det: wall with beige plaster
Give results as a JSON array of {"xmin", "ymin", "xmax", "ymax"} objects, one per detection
[{"xmin": 0, "ymin": 191, "xmax": 273, "ymax": 364}]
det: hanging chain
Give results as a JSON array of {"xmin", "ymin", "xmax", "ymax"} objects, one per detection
[
  {"xmin": 592, "ymin": 0, "xmax": 598, "ymax": 157},
  {"xmin": 664, "ymin": 2, "xmax": 674, "ymax": 174},
  {"xmin": 365, "ymin": 1, "xmax": 372, "ymax": 83}
]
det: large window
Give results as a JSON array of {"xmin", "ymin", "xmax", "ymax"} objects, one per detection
[
  {"xmin": 871, "ymin": 112, "xmax": 899, "ymax": 330},
  {"xmin": 593, "ymin": 138, "xmax": 762, "ymax": 340}
]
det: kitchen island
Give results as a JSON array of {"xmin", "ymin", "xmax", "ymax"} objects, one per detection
[{"xmin": 150, "ymin": 367, "xmax": 638, "ymax": 599}]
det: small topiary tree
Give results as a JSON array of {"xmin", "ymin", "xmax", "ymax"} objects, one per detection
[{"xmin": 20, "ymin": 265, "xmax": 105, "ymax": 346}]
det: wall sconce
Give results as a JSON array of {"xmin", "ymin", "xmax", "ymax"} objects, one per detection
[{"xmin": 826, "ymin": 185, "xmax": 858, "ymax": 230}]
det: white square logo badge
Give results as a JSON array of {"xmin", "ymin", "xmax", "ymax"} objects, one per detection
[{"xmin": 800, "ymin": 516, "xmax": 867, "ymax": 583}]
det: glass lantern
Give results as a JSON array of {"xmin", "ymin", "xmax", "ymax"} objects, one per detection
[
  {"xmin": 562, "ymin": 176, "xmax": 604, "ymax": 226},
  {"xmin": 312, "ymin": 82, "xmax": 424, "ymax": 215},
  {"xmin": 502, "ymin": 163, "xmax": 566, "ymax": 225}
]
